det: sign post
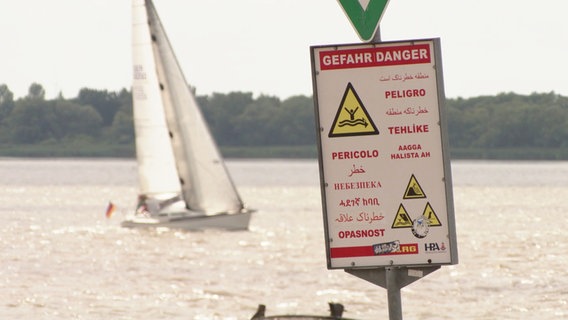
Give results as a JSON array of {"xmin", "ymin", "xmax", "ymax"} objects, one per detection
[
  {"xmin": 311, "ymin": 38, "xmax": 458, "ymax": 319},
  {"xmin": 346, "ymin": 266, "xmax": 441, "ymax": 319},
  {"xmin": 312, "ymin": 3, "xmax": 458, "ymax": 319}
]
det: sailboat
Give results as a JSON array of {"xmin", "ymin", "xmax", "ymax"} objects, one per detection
[{"xmin": 122, "ymin": 0, "xmax": 253, "ymax": 231}]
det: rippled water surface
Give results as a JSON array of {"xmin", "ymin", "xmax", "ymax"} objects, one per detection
[{"xmin": 1, "ymin": 158, "xmax": 567, "ymax": 319}]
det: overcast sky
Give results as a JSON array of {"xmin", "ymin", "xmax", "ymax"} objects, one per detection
[{"xmin": 1, "ymin": 0, "xmax": 567, "ymax": 100}]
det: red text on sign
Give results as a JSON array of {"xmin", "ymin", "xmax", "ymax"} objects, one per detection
[
  {"xmin": 337, "ymin": 228, "xmax": 385, "ymax": 239},
  {"xmin": 385, "ymin": 89, "xmax": 426, "ymax": 99},
  {"xmin": 332, "ymin": 149, "xmax": 379, "ymax": 160},
  {"xmin": 333, "ymin": 181, "xmax": 382, "ymax": 190},
  {"xmin": 319, "ymin": 44, "xmax": 431, "ymax": 70},
  {"xmin": 388, "ymin": 124, "xmax": 429, "ymax": 135}
]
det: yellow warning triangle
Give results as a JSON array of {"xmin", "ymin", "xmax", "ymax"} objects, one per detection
[
  {"xmin": 403, "ymin": 174, "xmax": 426, "ymax": 199},
  {"xmin": 422, "ymin": 202, "xmax": 442, "ymax": 226},
  {"xmin": 391, "ymin": 204, "xmax": 413, "ymax": 228},
  {"xmin": 328, "ymin": 82, "xmax": 379, "ymax": 137}
]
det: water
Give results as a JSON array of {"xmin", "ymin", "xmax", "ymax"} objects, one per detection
[{"xmin": 1, "ymin": 158, "xmax": 567, "ymax": 319}]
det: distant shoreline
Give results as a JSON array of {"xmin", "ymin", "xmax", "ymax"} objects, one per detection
[{"xmin": 1, "ymin": 143, "xmax": 567, "ymax": 160}]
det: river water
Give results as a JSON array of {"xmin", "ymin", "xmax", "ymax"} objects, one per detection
[{"xmin": 1, "ymin": 158, "xmax": 567, "ymax": 319}]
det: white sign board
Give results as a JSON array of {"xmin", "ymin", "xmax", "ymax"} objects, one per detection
[{"xmin": 311, "ymin": 39, "xmax": 458, "ymax": 269}]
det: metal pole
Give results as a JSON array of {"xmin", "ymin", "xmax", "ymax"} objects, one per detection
[
  {"xmin": 372, "ymin": 27, "xmax": 382, "ymax": 43},
  {"xmin": 386, "ymin": 267, "xmax": 403, "ymax": 320}
]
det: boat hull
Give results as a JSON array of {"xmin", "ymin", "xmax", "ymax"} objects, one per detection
[
  {"xmin": 251, "ymin": 303, "xmax": 353, "ymax": 320},
  {"xmin": 259, "ymin": 316, "xmax": 351, "ymax": 320},
  {"xmin": 121, "ymin": 210, "xmax": 253, "ymax": 231}
]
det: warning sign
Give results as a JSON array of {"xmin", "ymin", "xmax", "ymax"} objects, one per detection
[
  {"xmin": 403, "ymin": 174, "xmax": 426, "ymax": 199},
  {"xmin": 328, "ymin": 82, "xmax": 379, "ymax": 137},
  {"xmin": 391, "ymin": 204, "xmax": 413, "ymax": 228},
  {"xmin": 311, "ymin": 39, "xmax": 458, "ymax": 269},
  {"xmin": 422, "ymin": 202, "xmax": 442, "ymax": 226}
]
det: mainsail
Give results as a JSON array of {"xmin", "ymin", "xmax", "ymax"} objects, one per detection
[{"xmin": 131, "ymin": 0, "xmax": 244, "ymax": 215}]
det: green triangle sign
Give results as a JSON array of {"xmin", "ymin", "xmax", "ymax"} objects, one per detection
[{"xmin": 337, "ymin": 0, "xmax": 390, "ymax": 42}]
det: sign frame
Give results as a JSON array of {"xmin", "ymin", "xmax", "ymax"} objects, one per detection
[{"xmin": 310, "ymin": 38, "xmax": 458, "ymax": 270}]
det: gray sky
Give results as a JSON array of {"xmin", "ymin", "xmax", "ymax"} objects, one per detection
[{"xmin": 1, "ymin": 0, "xmax": 567, "ymax": 100}]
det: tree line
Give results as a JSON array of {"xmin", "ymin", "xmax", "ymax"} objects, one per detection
[
  {"xmin": 1, "ymin": 83, "xmax": 567, "ymax": 159},
  {"xmin": 446, "ymin": 92, "xmax": 568, "ymax": 159}
]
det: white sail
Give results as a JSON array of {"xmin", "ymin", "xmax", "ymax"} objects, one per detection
[
  {"xmin": 131, "ymin": 0, "xmax": 180, "ymax": 199},
  {"xmin": 131, "ymin": 0, "xmax": 245, "ymax": 216}
]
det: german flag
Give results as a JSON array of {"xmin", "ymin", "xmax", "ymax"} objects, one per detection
[{"xmin": 105, "ymin": 201, "xmax": 116, "ymax": 218}]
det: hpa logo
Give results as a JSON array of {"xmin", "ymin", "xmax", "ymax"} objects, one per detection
[{"xmin": 424, "ymin": 242, "xmax": 447, "ymax": 253}]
